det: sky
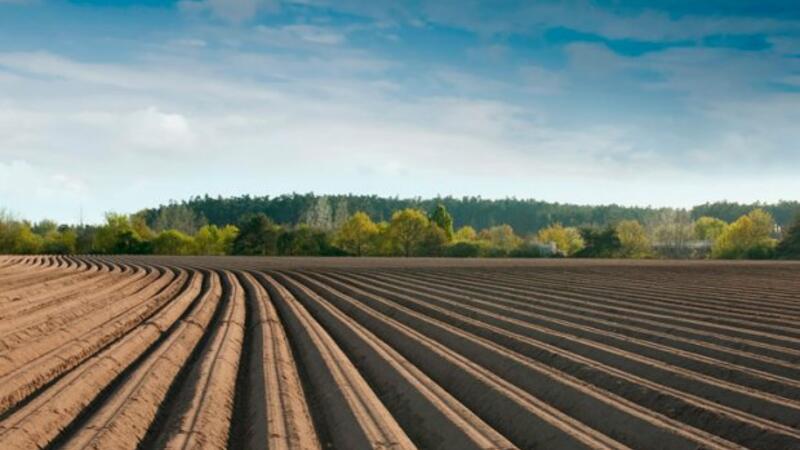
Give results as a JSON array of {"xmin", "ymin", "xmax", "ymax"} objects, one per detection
[{"xmin": 1, "ymin": 0, "xmax": 799, "ymax": 223}]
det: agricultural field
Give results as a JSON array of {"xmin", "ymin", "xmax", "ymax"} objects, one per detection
[{"xmin": 0, "ymin": 256, "xmax": 799, "ymax": 449}]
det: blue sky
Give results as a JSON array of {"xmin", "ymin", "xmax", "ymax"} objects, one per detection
[{"xmin": 1, "ymin": 0, "xmax": 799, "ymax": 223}]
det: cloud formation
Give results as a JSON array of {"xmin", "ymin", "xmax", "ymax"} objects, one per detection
[
  {"xmin": 0, "ymin": 0, "xmax": 798, "ymax": 222},
  {"xmin": 180, "ymin": 0, "xmax": 278, "ymax": 23}
]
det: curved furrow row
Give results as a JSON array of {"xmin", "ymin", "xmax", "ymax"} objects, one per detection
[
  {"xmin": 58, "ymin": 270, "xmax": 220, "ymax": 450},
  {"xmin": 486, "ymin": 269, "xmax": 800, "ymax": 319},
  {"xmin": 0, "ymin": 266, "xmax": 184, "ymax": 415},
  {"xmin": 305, "ymin": 270, "xmax": 800, "ymax": 449},
  {"xmin": 0, "ymin": 256, "xmax": 797, "ymax": 450},
  {"xmin": 399, "ymin": 270, "xmax": 800, "ymax": 361},
  {"xmin": 0, "ymin": 270, "xmax": 203, "ymax": 449},
  {"xmin": 270, "ymin": 271, "xmax": 518, "ymax": 450},
  {"xmin": 496, "ymin": 267, "xmax": 800, "ymax": 311},
  {"xmin": 232, "ymin": 271, "xmax": 320, "ymax": 450},
  {"xmin": 366, "ymin": 270, "xmax": 800, "ymax": 391},
  {"xmin": 330, "ymin": 272, "xmax": 800, "ymax": 426},
  {"xmin": 286, "ymin": 271, "xmax": 742, "ymax": 450},
  {"xmin": 415, "ymin": 270, "xmax": 800, "ymax": 340},
  {"xmin": 257, "ymin": 273, "xmax": 416, "ymax": 450}
]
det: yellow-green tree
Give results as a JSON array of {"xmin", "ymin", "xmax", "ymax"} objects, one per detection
[
  {"xmin": 42, "ymin": 228, "xmax": 77, "ymax": 254},
  {"xmin": 615, "ymin": 220, "xmax": 651, "ymax": 258},
  {"xmin": 152, "ymin": 229, "xmax": 195, "ymax": 255},
  {"xmin": 333, "ymin": 212, "xmax": 379, "ymax": 256},
  {"xmin": 194, "ymin": 224, "xmax": 239, "ymax": 255},
  {"xmin": 694, "ymin": 216, "xmax": 727, "ymax": 241},
  {"xmin": 420, "ymin": 223, "xmax": 449, "ymax": 256},
  {"xmin": 372, "ymin": 221, "xmax": 394, "ymax": 256},
  {"xmin": 712, "ymin": 209, "xmax": 777, "ymax": 259},
  {"xmin": 0, "ymin": 221, "xmax": 43, "ymax": 254},
  {"xmin": 453, "ymin": 226, "xmax": 477, "ymax": 242},
  {"xmin": 93, "ymin": 213, "xmax": 136, "ymax": 254},
  {"xmin": 388, "ymin": 209, "xmax": 429, "ymax": 256},
  {"xmin": 536, "ymin": 223, "xmax": 584, "ymax": 256},
  {"xmin": 479, "ymin": 224, "xmax": 521, "ymax": 254},
  {"xmin": 131, "ymin": 213, "xmax": 156, "ymax": 241}
]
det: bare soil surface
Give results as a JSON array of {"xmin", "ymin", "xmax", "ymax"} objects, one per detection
[{"xmin": 0, "ymin": 255, "xmax": 798, "ymax": 449}]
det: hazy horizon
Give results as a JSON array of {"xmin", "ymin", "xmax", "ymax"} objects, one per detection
[{"xmin": 2, "ymin": 0, "xmax": 799, "ymax": 223}]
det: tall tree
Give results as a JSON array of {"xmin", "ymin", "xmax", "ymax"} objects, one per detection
[
  {"xmin": 332, "ymin": 198, "xmax": 350, "ymax": 230},
  {"xmin": 428, "ymin": 204, "xmax": 454, "ymax": 241},
  {"xmin": 301, "ymin": 196, "xmax": 334, "ymax": 230},
  {"xmin": 776, "ymin": 214, "xmax": 800, "ymax": 259},
  {"xmin": 648, "ymin": 210, "xmax": 694, "ymax": 258},
  {"xmin": 153, "ymin": 203, "xmax": 206, "ymax": 234}
]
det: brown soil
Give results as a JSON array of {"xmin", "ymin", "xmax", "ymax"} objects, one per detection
[{"xmin": 0, "ymin": 255, "xmax": 798, "ymax": 449}]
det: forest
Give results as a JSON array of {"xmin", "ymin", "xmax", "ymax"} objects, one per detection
[{"xmin": 1, "ymin": 194, "xmax": 799, "ymax": 259}]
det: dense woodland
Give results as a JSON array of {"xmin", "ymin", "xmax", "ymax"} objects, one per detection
[
  {"xmin": 1, "ymin": 194, "xmax": 798, "ymax": 259},
  {"xmin": 138, "ymin": 194, "xmax": 800, "ymax": 234}
]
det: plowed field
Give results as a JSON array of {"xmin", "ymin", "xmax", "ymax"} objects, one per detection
[{"xmin": 1, "ymin": 255, "xmax": 798, "ymax": 449}]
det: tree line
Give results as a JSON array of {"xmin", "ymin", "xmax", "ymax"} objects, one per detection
[
  {"xmin": 1, "ymin": 201, "xmax": 798, "ymax": 259},
  {"xmin": 137, "ymin": 194, "xmax": 800, "ymax": 235}
]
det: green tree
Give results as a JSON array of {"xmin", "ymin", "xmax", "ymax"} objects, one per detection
[
  {"xmin": 615, "ymin": 220, "xmax": 651, "ymax": 258},
  {"xmin": 444, "ymin": 241, "xmax": 482, "ymax": 257},
  {"xmin": 574, "ymin": 226, "xmax": 621, "ymax": 258},
  {"xmin": 93, "ymin": 213, "xmax": 137, "ymax": 254},
  {"xmin": 419, "ymin": 224, "xmax": 449, "ymax": 256},
  {"xmin": 333, "ymin": 212, "xmax": 379, "ymax": 256},
  {"xmin": 42, "ymin": 228, "xmax": 78, "ymax": 254},
  {"xmin": 776, "ymin": 214, "xmax": 800, "ymax": 259},
  {"xmin": 152, "ymin": 229, "xmax": 194, "ymax": 255},
  {"xmin": 131, "ymin": 213, "xmax": 156, "ymax": 241},
  {"xmin": 712, "ymin": 209, "xmax": 778, "ymax": 259},
  {"xmin": 536, "ymin": 223, "xmax": 584, "ymax": 256},
  {"xmin": 232, "ymin": 213, "xmax": 281, "ymax": 256},
  {"xmin": 388, "ymin": 209, "xmax": 430, "ymax": 256},
  {"xmin": 694, "ymin": 216, "xmax": 728, "ymax": 241},
  {"xmin": 32, "ymin": 219, "xmax": 58, "ymax": 236},
  {"xmin": 152, "ymin": 203, "xmax": 206, "ymax": 235},
  {"xmin": 428, "ymin": 204, "xmax": 454, "ymax": 241}
]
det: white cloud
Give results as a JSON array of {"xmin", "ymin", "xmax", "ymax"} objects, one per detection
[
  {"xmin": 123, "ymin": 107, "xmax": 195, "ymax": 152},
  {"xmin": 0, "ymin": 160, "xmax": 89, "ymax": 222},
  {"xmin": 519, "ymin": 65, "xmax": 563, "ymax": 94},
  {"xmin": 1, "ymin": 0, "xmax": 799, "ymax": 224},
  {"xmin": 282, "ymin": 25, "xmax": 345, "ymax": 45},
  {"xmin": 179, "ymin": 0, "xmax": 278, "ymax": 23}
]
